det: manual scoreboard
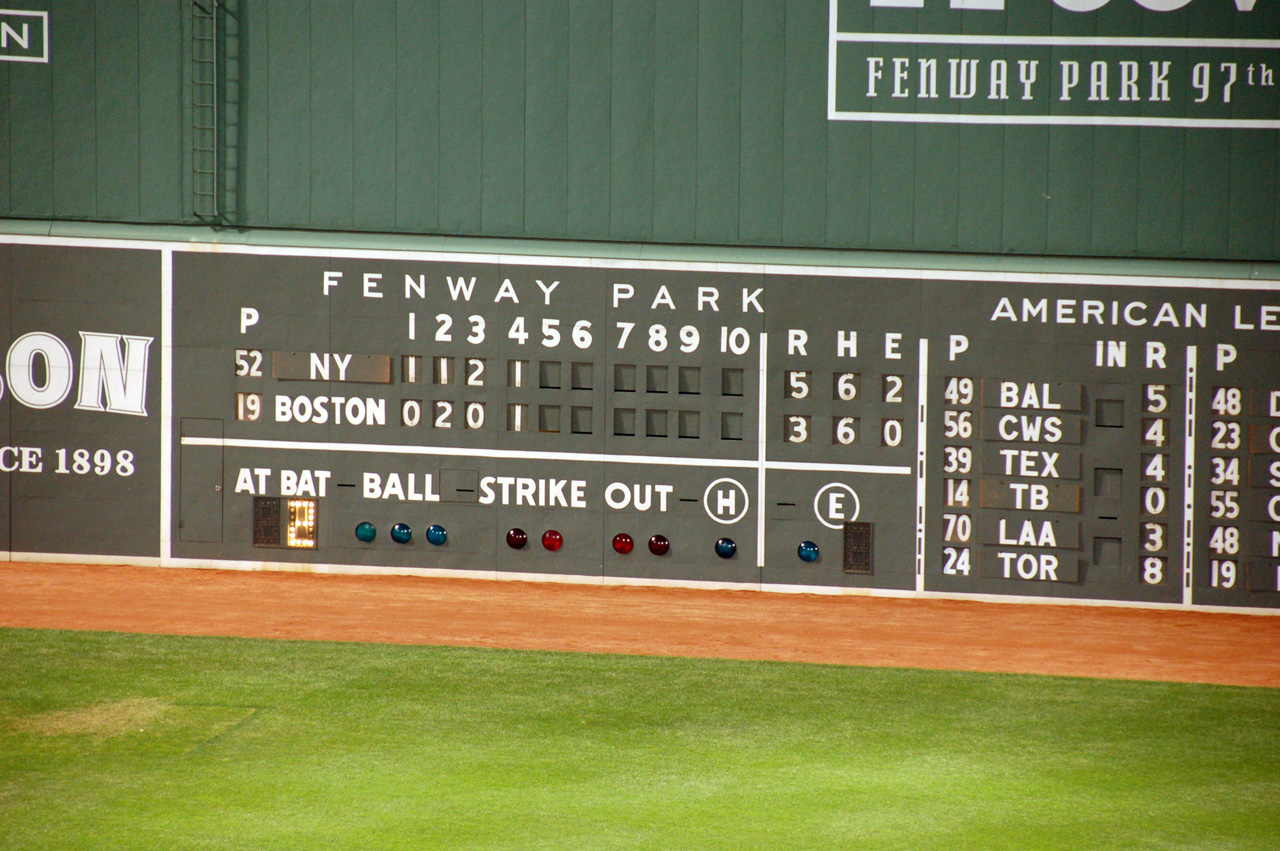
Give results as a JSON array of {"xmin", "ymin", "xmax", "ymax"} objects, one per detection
[
  {"xmin": 160, "ymin": 245, "xmax": 1280, "ymax": 609},
  {"xmin": 2, "ymin": 237, "xmax": 1278, "ymax": 610}
]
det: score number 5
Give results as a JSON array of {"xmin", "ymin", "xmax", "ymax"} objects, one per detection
[{"xmin": 235, "ymin": 349, "xmax": 264, "ymax": 377}]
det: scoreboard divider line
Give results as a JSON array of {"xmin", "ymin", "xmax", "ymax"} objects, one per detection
[
  {"xmin": 178, "ymin": 437, "xmax": 913, "ymax": 476},
  {"xmin": 916, "ymin": 338, "xmax": 928, "ymax": 594},
  {"xmin": 1183, "ymin": 346, "xmax": 1197, "ymax": 607},
  {"xmin": 757, "ymin": 332, "xmax": 768, "ymax": 569}
]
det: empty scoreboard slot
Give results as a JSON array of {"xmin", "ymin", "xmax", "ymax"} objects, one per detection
[
  {"xmin": 843, "ymin": 521, "xmax": 874, "ymax": 575},
  {"xmin": 1095, "ymin": 398, "xmax": 1125, "ymax": 428},
  {"xmin": 253, "ymin": 497, "xmax": 280, "ymax": 546}
]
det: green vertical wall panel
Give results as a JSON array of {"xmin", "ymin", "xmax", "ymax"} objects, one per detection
[
  {"xmin": 825, "ymin": 0, "xmax": 870, "ymax": 248},
  {"xmin": 824, "ymin": 122, "xmax": 866, "ymax": 251},
  {"xmin": 0, "ymin": 63, "xmax": 9, "ymax": 214},
  {"xmin": 1228, "ymin": 132, "xmax": 1276, "ymax": 261},
  {"xmin": 394, "ymin": 0, "xmax": 439, "ymax": 234},
  {"xmin": 1091, "ymin": 128, "xmax": 1139, "ymax": 256},
  {"xmin": 1, "ymin": 0, "xmax": 1277, "ymax": 261},
  {"xmin": 1181, "ymin": 131, "xmax": 1230, "ymax": 258},
  {"xmin": 1131, "ymin": 2, "xmax": 1187, "ymax": 258},
  {"xmin": 610, "ymin": 0, "xmax": 653, "ymax": 240},
  {"xmin": 1001, "ymin": 127, "xmax": 1048, "ymax": 255},
  {"xmin": 1042, "ymin": 12, "xmax": 1095, "ymax": 255},
  {"xmin": 353, "ymin": 0, "xmax": 397, "ymax": 233},
  {"xmin": 694, "ymin": 1, "xmax": 741, "ymax": 245},
  {"xmin": 908, "ymin": 5, "xmax": 959, "ymax": 252},
  {"xmin": 6, "ymin": 49, "xmax": 52, "ymax": 216},
  {"xmin": 96, "ymin": 2, "xmax": 140, "ymax": 220},
  {"xmin": 310, "ymin": 3, "xmax": 354, "ymax": 230},
  {"xmin": 955, "ymin": 12, "xmax": 1007, "ymax": 254},
  {"xmin": 1135, "ymin": 129, "xmax": 1184, "ymax": 259},
  {"xmin": 781, "ymin": 0, "xmax": 825, "ymax": 247},
  {"xmin": 1045, "ymin": 126, "xmax": 1093, "ymax": 254},
  {"xmin": 481, "ymin": 0, "xmax": 525, "ymax": 236},
  {"xmin": 738, "ymin": 0, "xmax": 784, "ymax": 246},
  {"xmin": 566, "ymin": 0, "xmax": 610, "ymax": 241},
  {"xmin": 998, "ymin": 1, "xmax": 1048, "ymax": 256},
  {"xmin": 1176, "ymin": 4, "xmax": 1229, "ymax": 258},
  {"xmin": 652, "ymin": 0, "xmax": 696, "ymax": 244},
  {"xmin": 524, "ymin": 0, "xmax": 569, "ymax": 239},
  {"xmin": 957, "ymin": 126, "xmax": 1003, "ymax": 255},
  {"xmin": 863, "ymin": 7, "xmax": 916, "ymax": 251},
  {"xmin": 913, "ymin": 125, "xmax": 960, "ymax": 252},
  {"xmin": 868, "ymin": 124, "xmax": 915, "ymax": 250},
  {"xmin": 137, "ymin": 0, "xmax": 181, "ymax": 223},
  {"xmin": 438, "ymin": 0, "xmax": 482, "ymax": 234},
  {"xmin": 266, "ymin": 0, "xmax": 312, "ymax": 227},
  {"xmin": 241, "ymin": 0, "xmax": 271, "ymax": 224},
  {"xmin": 52, "ymin": 0, "xmax": 97, "ymax": 217},
  {"xmin": 1086, "ymin": 0, "xmax": 1140, "ymax": 255}
]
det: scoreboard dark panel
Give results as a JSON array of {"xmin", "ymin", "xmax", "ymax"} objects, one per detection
[
  {"xmin": 0, "ymin": 242, "xmax": 161, "ymax": 559},
  {"xmin": 157, "ymin": 243, "xmax": 1279, "ymax": 610},
  {"xmin": 1, "ymin": 233, "xmax": 1278, "ymax": 611}
]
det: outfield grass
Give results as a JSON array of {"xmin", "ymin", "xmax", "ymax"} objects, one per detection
[{"xmin": 1, "ymin": 628, "xmax": 1277, "ymax": 850}]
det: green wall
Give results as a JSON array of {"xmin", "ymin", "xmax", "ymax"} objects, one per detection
[{"xmin": 1, "ymin": 0, "xmax": 1276, "ymax": 260}]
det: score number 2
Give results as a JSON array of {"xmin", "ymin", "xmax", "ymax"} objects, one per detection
[
  {"xmin": 235, "ymin": 349, "xmax": 263, "ymax": 377},
  {"xmin": 236, "ymin": 350, "xmax": 265, "ymax": 420}
]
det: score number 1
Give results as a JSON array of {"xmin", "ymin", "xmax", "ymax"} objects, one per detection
[
  {"xmin": 236, "ymin": 349, "xmax": 265, "ymax": 421},
  {"xmin": 235, "ymin": 348, "xmax": 264, "ymax": 422}
]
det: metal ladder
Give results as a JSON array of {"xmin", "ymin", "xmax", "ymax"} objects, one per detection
[{"xmin": 191, "ymin": 0, "xmax": 219, "ymax": 219}]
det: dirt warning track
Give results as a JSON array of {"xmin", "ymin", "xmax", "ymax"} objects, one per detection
[{"xmin": 1, "ymin": 562, "xmax": 1277, "ymax": 687}]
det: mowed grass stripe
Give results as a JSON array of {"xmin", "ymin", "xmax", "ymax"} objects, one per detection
[{"xmin": 1, "ymin": 628, "xmax": 1277, "ymax": 851}]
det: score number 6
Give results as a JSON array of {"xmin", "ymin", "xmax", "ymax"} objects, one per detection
[{"xmin": 943, "ymin": 410, "xmax": 972, "ymax": 439}]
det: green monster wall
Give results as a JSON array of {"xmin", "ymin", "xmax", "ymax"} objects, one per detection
[{"xmin": 0, "ymin": 0, "xmax": 1277, "ymax": 259}]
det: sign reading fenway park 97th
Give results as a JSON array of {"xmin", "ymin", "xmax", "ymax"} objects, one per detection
[{"xmin": 829, "ymin": 0, "xmax": 1278, "ymax": 128}]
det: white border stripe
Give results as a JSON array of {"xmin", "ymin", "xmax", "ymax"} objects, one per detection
[
  {"xmin": 767, "ymin": 460, "xmax": 911, "ymax": 475},
  {"xmin": 830, "ymin": 112, "xmax": 1280, "ymax": 130},
  {"xmin": 834, "ymin": 32, "xmax": 1280, "ymax": 49},
  {"xmin": 827, "ymin": 0, "xmax": 840, "ymax": 120},
  {"xmin": 160, "ymin": 249, "xmax": 173, "ymax": 563},
  {"xmin": 1, "ymin": 233, "xmax": 1277, "ymax": 292}
]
